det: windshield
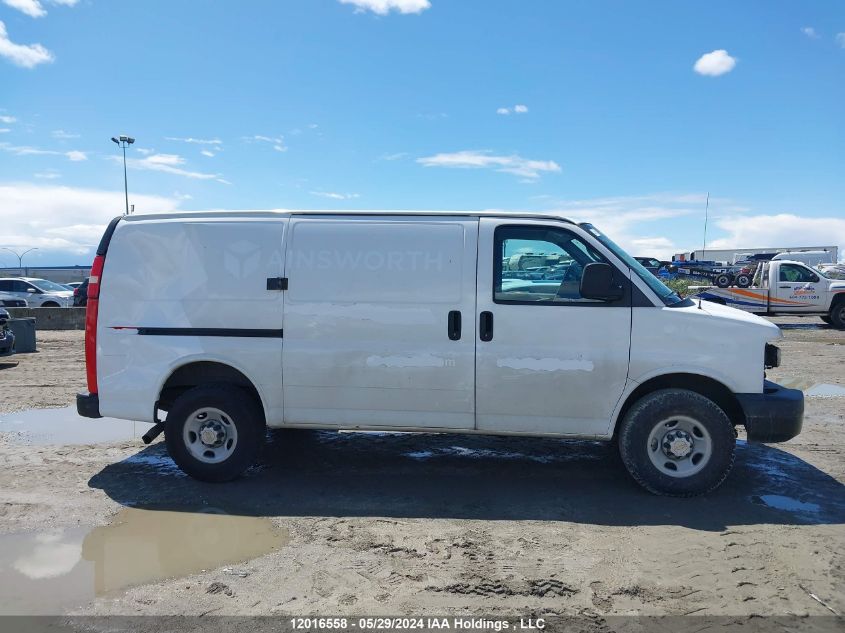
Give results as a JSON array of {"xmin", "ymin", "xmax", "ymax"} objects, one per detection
[
  {"xmin": 580, "ymin": 223, "xmax": 683, "ymax": 306},
  {"xmin": 30, "ymin": 279, "xmax": 70, "ymax": 293}
]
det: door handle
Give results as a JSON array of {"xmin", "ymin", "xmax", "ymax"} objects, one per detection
[
  {"xmin": 479, "ymin": 311, "xmax": 494, "ymax": 342},
  {"xmin": 778, "ymin": 285, "xmax": 791, "ymax": 289},
  {"xmin": 447, "ymin": 310, "xmax": 462, "ymax": 341}
]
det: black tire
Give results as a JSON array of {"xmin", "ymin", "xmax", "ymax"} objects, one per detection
[
  {"xmin": 165, "ymin": 384, "xmax": 265, "ymax": 482},
  {"xmin": 820, "ymin": 315, "xmax": 831, "ymax": 325},
  {"xmin": 41, "ymin": 301, "xmax": 60, "ymax": 308},
  {"xmin": 618, "ymin": 389, "xmax": 736, "ymax": 497},
  {"xmin": 830, "ymin": 300, "xmax": 845, "ymax": 330},
  {"xmin": 715, "ymin": 274, "xmax": 732, "ymax": 288},
  {"xmin": 735, "ymin": 274, "xmax": 752, "ymax": 288}
]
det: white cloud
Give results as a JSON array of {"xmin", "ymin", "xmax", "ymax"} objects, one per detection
[
  {"xmin": 120, "ymin": 153, "xmax": 230, "ymax": 183},
  {"xmin": 165, "ymin": 136, "xmax": 222, "ymax": 146},
  {"xmin": 836, "ymin": 33, "xmax": 845, "ymax": 48},
  {"xmin": 3, "ymin": 0, "xmax": 79, "ymax": 15},
  {"xmin": 417, "ymin": 149, "xmax": 561, "ymax": 180},
  {"xmin": 532, "ymin": 194, "xmax": 845, "ymax": 261},
  {"xmin": 246, "ymin": 134, "xmax": 286, "ymax": 152},
  {"xmin": 801, "ymin": 26, "xmax": 819, "ymax": 39},
  {"xmin": 693, "ymin": 49, "xmax": 736, "ymax": 76},
  {"xmin": 709, "ymin": 214, "xmax": 845, "ymax": 256},
  {"xmin": 309, "ymin": 190, "xmax": 360, "ymax": 200},
  {"xmin": 378, "ymin": 152, "xmax": 408, "ymax": 161},
  {"xmin": 2, "ymin": 0, "xmax": 46, "ymax": 18},
  {"xmin": 200, "ymin": 149, "xmax": 215, "ymax": 157},
  {"xmin": 496, "ymin": 104, "xmax": 528, "ymax": 115},
  {"xmin": 0, "ymin": 128, "xmax": 9, "ymax": 133},
  {"xmin": 0, "ymin": 20, "xmax": 54, "ymax": 68},
  {"xmin": 0, "ymin": 115, "xmax": 17, "ymax": 124},
  {"xmin": 338, "ymin": 0, "xmax": 430, "ymax": 15},
  {"xmin": 0, "ymin": 182, "xmax": 181, "ymax": 258},
  {"xmin": 536, "ymin": 193, "xmax": 713, "ymax": 259},
  {"xmin": 52, "ymin": 129, "xmax": 80, "ymax": 139},
  {"xmin": 34, "ymin": 170, "xmax": 60, "ymax": 179},
  {"xmin": 0, "ymin": 141, "xmax": 87, "ymax": 162}
]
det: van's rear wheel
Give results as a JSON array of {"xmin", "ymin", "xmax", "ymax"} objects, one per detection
[
  {"xmin": 165, "ymin": 385, "xmax": 264, "ymax": 482},
  {"xmin": 715, "ymin": 274, "xmax": 732, "ymax": 288},
  {"xmin": 618, "ymin": 389, "xmax": 735, "ymax": 496}
]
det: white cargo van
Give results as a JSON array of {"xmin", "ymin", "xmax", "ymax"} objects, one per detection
[{"xmin": 77, "ymin": 211, "xmax": 803, "ymax": 496}]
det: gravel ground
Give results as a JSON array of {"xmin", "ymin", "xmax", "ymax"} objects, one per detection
[{"xmin": 0, "ymin": 320, "xmax": 843, "ymax": 621}]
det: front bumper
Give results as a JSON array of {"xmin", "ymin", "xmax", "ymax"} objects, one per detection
[
  {"xmin": 76, "ymin": 391, "xmax": 102, "ymax": 418},
  {"xmin": 737, "ymin": 380, "xmax": 803, "ymax": 443}
]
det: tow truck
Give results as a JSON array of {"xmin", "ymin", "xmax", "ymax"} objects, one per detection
[{"xmin": 693, "ymin": 259, "xmax": 845, "ymax": 328}]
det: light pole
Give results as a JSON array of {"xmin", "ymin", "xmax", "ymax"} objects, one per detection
[
  {"xmin": 1, "ymin": 247, "xmax": 38, "ymax": 275},
  {"xmin": 111, "ymin": 135, "xmax": 135, "ymax": 215}
]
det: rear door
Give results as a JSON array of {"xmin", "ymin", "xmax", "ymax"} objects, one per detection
[
  {"xmin": 772, "ymin": 263, "xmax": 824, "ymax": 312},
  {"xmin": 282, "ymin": 215, "xmax": 478, "ymax": 429},
  {"xmin": 475, "ymin": 218, "xmax": 631, "ymax": 437}
]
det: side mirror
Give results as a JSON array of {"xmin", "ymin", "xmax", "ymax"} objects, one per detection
[
  {"xmin": 580, "ymin": 262, "xmax": 623, "ymax": 301},
  {"xmin": 26, "ymin": 288, "xmax": 37, "ymax": 293}
]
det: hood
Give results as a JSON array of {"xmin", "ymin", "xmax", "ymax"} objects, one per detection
[{"xmin": 697, "ymin": 299, "xmax": 782, "ymax": 342}]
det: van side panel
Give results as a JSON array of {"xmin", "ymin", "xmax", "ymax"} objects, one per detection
[
  {"xmin": 97, "ymin": 218, "xmax": 286, "ymax": 424},
  {"xmin": 282, "ymin": 216, "xmax": 478, "ymax": 428}
]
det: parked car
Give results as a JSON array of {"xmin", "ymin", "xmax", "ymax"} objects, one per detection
[
  {"xmin": 73, "ymin": 278, "xmax": 89, "ymax": 307},
  {"xmin": 0, "ymin": 291, "xmax": 28, "ymax": 308},
  {"xmin": 634, "ymin": 257, "xmax": 676, "ymax": 277},
  {"xmin": 0, "ymin": 307, "xmax": 14, "ymax": 356},
  {"xmin": 64, "ymin": 281, "xmax": 84, "ymax": 291},
  {"xmin": 77, "ymin": 211, "xmax": 802, "ymax": 497},
  {"xmin": 0, "ymin": 277, "xmax": 73, "ymax": 307}
]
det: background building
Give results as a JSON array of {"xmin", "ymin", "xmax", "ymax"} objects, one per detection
[
  {"xmin": 673, "ymin": 246, "xmax": 838, "ymax": 265},
  {"xmin": 0, "ymin": 265, "xmax": 92, "ymax": 284}
]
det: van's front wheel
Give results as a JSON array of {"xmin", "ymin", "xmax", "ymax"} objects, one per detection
[
  {"xmin": 618, "ymin": 389, "xmax": 735, "ymax": 496},
  {"xmin": 165, "ymin": 385, "xmax": 265, "ymax": 482}
]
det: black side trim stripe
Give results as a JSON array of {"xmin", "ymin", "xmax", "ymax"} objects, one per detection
[{"xmin": 136, "ymin": 327, "xmax": 283, "ymax": 338}]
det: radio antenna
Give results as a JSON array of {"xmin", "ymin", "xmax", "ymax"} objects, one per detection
[{"xmin": 698, "ymin": 192, "xmax": 710, "ymax": 310}]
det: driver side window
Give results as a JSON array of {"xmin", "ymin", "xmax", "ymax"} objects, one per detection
[
  {"xmin": 494, "ymin": 226, "xmax": 606, "ymax": 303},
  {"xmin": 779, "ymin": 264, "xmax": 818, "ymax": 283}
]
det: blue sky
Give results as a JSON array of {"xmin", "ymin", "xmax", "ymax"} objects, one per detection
[{"xmin": 1, "ymin": 0, "xmax": 843, "ymax": 266}]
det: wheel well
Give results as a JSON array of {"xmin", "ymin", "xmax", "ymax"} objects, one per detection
[
  {"xmin": 157, "ymin": 361, "xmax": 264, "ymax": 418},
  {"xmin": 615, "ymin": 373, "xmax": 745, "ymax": 436},
  {"xmin": 41, "ymin": 301, "xmax": 60, "ymax": 307}
]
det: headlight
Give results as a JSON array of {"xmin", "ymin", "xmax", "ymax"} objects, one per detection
[{"xmin": 764, "ymin": 343, "xmax": 781, "ymax": 369}]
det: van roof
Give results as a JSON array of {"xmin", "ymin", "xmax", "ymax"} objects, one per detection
[{"xmin": 121, "ymin": 209, "xmax": 577, "ymax": 224}]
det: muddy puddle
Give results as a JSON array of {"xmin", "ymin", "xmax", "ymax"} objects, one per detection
[
  {"xmin": 0, "ymin": 507, "xmax": 288, "ymax": 615},
  {"xmin": 777, "ymin": 379, "xmax": 845, "ymax": 397},
  {"xmin": 0, "ymin": 406, "xmax": 155, "ymax": 445},
  {"xmin": 751, "ymin": 494, "xmax": 821, "ymax": 515}
]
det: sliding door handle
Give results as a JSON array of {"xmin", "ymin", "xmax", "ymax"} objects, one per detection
[
  {"xmin": 447, "ymin": 310, "xmax": 462, "ymax": 341},
  {"xmin": 479, "ymin": 311, "xmax": 494, "ymax": 342}
]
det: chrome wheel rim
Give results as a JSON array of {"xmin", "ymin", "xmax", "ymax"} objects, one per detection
[
  {"xmin": 646, "ymin": 415, "xmax": 712, "ymax": 478},
  {"xmin": 183, "ymin": 407, "xmax": 238, "ymax": 464}
]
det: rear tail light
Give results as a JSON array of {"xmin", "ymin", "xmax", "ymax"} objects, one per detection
[{"xmin": 85, "ymin": 254, "xmax": 105, "ymax": 393}]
